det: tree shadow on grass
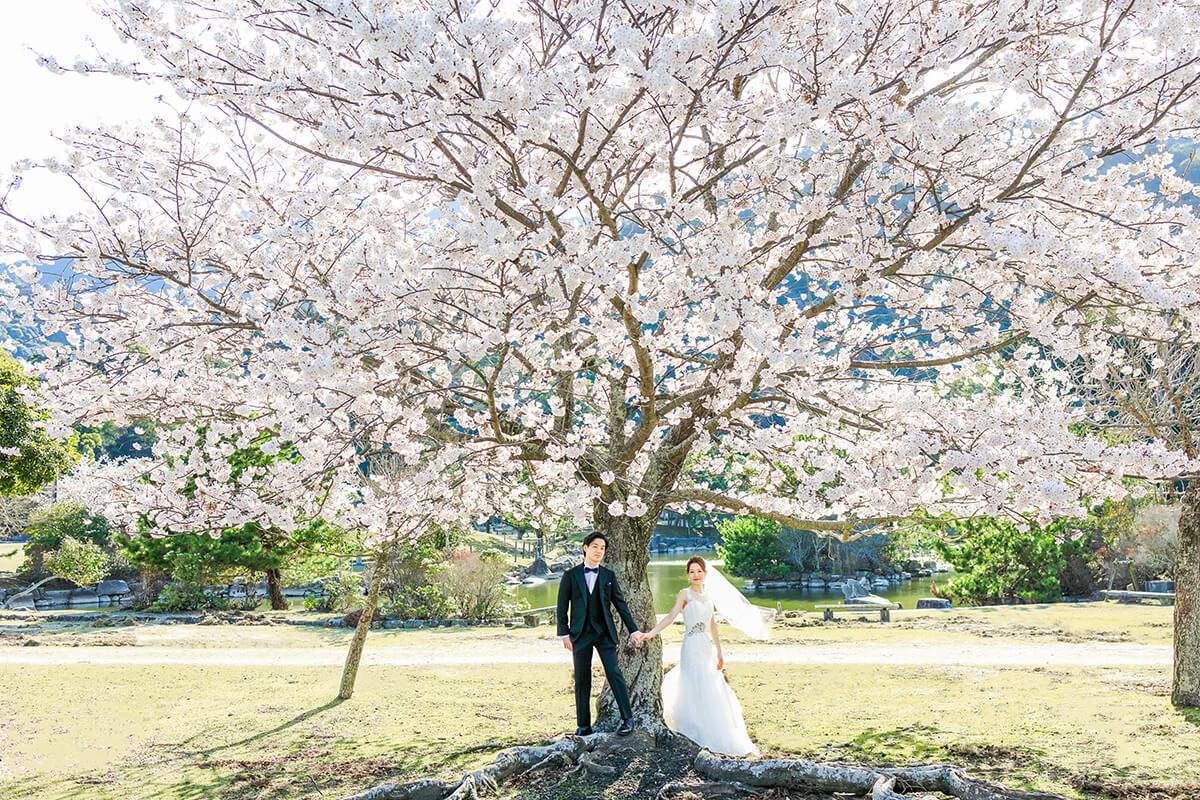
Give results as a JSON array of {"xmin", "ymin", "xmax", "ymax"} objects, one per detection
[
  {"xmin": 181, "ymin": 697, "xmax": 348, "ymax": 757},
  {"xmin": 41, "ymin": 730, "xmax": 524, "ymax": 800},
  {"xmin": 160, "ymin": 734, "xmax": 521, "ymax": 800},
  {"xmin": 105, "ymin": 697, "xmax": 347, "ymax": 773}
]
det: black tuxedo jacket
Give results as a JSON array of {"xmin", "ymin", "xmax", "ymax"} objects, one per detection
[{"xmin": 556, "ymin": 564, "xmax": 638, "ymax": 642}]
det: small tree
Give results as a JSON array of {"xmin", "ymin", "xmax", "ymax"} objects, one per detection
[
  {"xmin": 931, "ymin": 518, "xmax": 1069, "ymax": 606},
  {"xmin": 716, "ymin": 516, "xmax": 789, "ymax": 580},
  {"xmin": 45, "ymin": 537, "xmax": 110, "ymax": 586},
  {"xmin": 376, "ymin": 537, "xmax": 454, "ymax": 621},
  {"xmin": 122, "ymin": 519, "xmax": 331, "ymax": 610},
  {"xmin": 22, "ymin": 501, "xmax": 110, "ymax": 577},
  {"xmin": 0, "ymin": 348, "xmax": 76, "ymax": 496},
  {"xmin": 441, "ymin": 550, "xmax": 515, "ymax": 621},
  {"xmin": 4, "ymin": 535, "xmax": 111, "ymax": 608}
]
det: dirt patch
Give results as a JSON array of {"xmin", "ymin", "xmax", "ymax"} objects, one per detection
[
  {"xmin": 197, "ymin": 611, "xmax": 279, "ymax": 626},
  {"xmin": 946, "ymin": 743, "xmax": 1068, "ymax": 779},
  {"xmin": 942, "ymin": 744, "xmax": 1200, "ymax": 800},
  {"xmin": 895, "ymin": 615, "xmax": 1131, "ymax": 643},
  {"xmin": 195, "ymin": 745, "xmax": 407, "ymax": 799},
  {"xmin": 41, "ymin": 630, "xmax": 138, "ymax": 647},
  {"xmin": 1072, "ymin": 779, "xmax": 1200, "ymax": 800},
  {"xmin": 1095, "ymin": 671, "xmax": 1171, "ymax": 697},
  {"xmin": 774, "ymin": 616, "xmax": 829, "ymax": 630},
  {"xmin": 0, "ymin": 633, "xmax": 39, "ymax": 646}
]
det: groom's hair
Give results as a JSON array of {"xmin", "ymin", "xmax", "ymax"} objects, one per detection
[{"xmin": 583, "ymin": 532, "xmax": 608, "ymax": 548}]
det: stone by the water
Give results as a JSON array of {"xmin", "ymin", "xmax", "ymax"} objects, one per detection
[
  {"xmin": 96, "ymin": 579, "xmax": 130, "ymax": 596},
  {"xmin": 916, "ymin": 598, "xmax": 952, "ymax": 609}
]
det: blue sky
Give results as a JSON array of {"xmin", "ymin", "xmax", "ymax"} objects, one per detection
[{"xmin": 1, "ymin": 1, "xmax": 160, "ymax": 214}]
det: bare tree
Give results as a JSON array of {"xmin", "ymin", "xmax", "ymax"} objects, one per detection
[{"xmin": 1070, "ymin": 339, "xmax": 1200, "ymax": 705}]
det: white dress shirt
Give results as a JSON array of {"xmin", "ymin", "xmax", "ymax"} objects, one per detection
[{"xmin": 583, "ymin": 562, "xmax": 600, "ymax": 593}]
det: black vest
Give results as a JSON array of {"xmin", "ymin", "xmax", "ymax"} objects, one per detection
[{"xmin": 581, "ymin": 571, "xmax": 610, "ymax": 639}]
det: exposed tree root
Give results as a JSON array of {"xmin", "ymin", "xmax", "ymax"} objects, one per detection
[
  {"xmin": 696, "ymin": 750, "xmax": 1070, "ymax": 800},
  {"xmin": 341, "ymin": 730, "xmax": 1079, "ymax": 800},
  {"xmin": 656, "ymin": 779, "xmax": 760, "ymax": 799}
]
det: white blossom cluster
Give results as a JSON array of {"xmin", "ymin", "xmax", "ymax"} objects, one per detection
[{"xmin": 3, "ymin": 0, "xmax": 1200, "ymax": 540}]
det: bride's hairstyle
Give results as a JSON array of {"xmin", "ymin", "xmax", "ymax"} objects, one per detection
[{"xmin": 686, "ymin": 556, "xmax": 707, "ymax": 573}]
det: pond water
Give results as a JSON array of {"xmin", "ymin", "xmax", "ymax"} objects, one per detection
[{"xmin": 512, "ymin": 552, "xmax": 948, "ymax": 614}]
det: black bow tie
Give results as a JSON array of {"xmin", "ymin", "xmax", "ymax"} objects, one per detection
[{"xmin": 583, "ymin": 566, "xmax": 598, "ymax": 573}]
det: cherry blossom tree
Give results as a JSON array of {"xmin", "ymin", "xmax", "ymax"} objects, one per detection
[{"xmin": 3, "ymin": 0, "xmax": 1200, "ymax": 739}]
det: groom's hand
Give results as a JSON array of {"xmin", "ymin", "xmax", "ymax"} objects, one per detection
[{"xmin": 561, "ymin": 635, "xmax": 573, "ymax": 652}]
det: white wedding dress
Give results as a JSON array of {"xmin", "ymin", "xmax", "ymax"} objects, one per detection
[{"xmin": 661, "ymin": 588, "xmax": 759, "ymax": 756}]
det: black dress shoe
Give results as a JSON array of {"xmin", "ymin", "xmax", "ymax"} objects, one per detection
[
  {"xmin": 574, "ymin": 726, "xmax": 594, "ymax": 736},
  {"xmin": 616, "ymin": 719, "xmax": 634, "ymax": 736}
]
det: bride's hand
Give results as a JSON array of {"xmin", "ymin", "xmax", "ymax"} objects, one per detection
[{"xmin": 716, "ymin": 653, "xmax": 724, "ymax": 671}]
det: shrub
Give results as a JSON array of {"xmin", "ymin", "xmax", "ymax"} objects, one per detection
[
  {"xmin": 1122, "ymin": 504, "xmax": 1178, "ymax": 583},
  {"xmin": 440, "ymin": 550, "xmax": 519, "ymax": 620},
  {"xmin": 144, "ymin": 549, "xmax": 227, "ymax": 612},
  {"xmin": 302, "ymin": 573, "xmax": 362, "ymax": 613},
  {"xmin": 932, "ymin": 519, "xmax": 1067, "ymax": 605},
  {"xmin": 44, "ymin": 535, "xmax": 111, "ymax": 588},
  {"xmin": 22, "ymin": 502, "xmax": 110, "ymax": 576},
  {"xmin": 374, "ymin": 538, "xmax": 454, "ymax": 620},
  {"xmin": 381, "ymin": 582, "xmax": 455, "ymax": 621},
  {"xmin": 133, "ymin": 567, "xmax": 169, "ymax": 607},
  {"xmin": 150, "ymin": 582, "xmax": 229, "ymax": 612},
  {"xmin": 716, "ymin": 516, "xmax": 790, "ymax": 579}
]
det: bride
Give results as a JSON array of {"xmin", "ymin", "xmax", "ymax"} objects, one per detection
[{"xmin": 633, "ymin": 556, "xmax": 774, "ymax": 756}]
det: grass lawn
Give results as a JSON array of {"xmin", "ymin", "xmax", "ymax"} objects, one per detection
[
  {"xmin": 0, "ymin": 603, "xmax": 1195, "ymax": 800},
  {"xmin": 0, "ymin": 543, "xmax": 25, "ymax": 574}
]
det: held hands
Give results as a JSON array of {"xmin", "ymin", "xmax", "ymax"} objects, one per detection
[{"xmin": 630, "ymin": 631, "xmax": 649, "ymax": 645}]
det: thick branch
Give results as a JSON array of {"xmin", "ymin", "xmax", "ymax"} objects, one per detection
[{"xmin": 670, "ymin": 488, "xmax": 900, "ymax": 537}]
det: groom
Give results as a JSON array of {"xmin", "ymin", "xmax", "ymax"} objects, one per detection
[{"xmin": 556, "ymin": 532, "xmax": 641, "ymax": 736}]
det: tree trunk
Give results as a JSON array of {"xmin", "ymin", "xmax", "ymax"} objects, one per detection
[
  {"xmin": 339, "ymin": 544, "xmax": 390, "ymax": 700},
  {"xmin": 594, "ymin": 510, "xmax": 664, "ymax": 730},
  {"xmin": 27, "ymin": 544, "xmax": 44, "ymax": 577},
  {"xmin": 265, "ymin": 567, "xmax": 287, "ymax": 610},
  {"xmin": 1173, "ymin": 483, "xmax": 1200, "ymax": 707}
]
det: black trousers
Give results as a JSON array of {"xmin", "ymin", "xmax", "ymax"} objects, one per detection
[{"xmin": 571, "ymin": 628, "xmax": 633, "ymax": 728}]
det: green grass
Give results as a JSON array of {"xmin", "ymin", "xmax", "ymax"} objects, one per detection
[
  {"xmin": 1, "ymin": 661, "xmax": 571, "ymax": 800},
  {"xmin": 741, "ymin": 662, "xmax": 1195, "ymax": 795},
  {"xmin": 0, "ymin": 603, "xmax": 1193, "ymax": 800}
]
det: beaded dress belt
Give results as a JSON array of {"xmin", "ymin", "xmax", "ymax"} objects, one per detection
[{"xmin": 685, "ymin": 622, "xmax": 707, "ymax": 635}]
